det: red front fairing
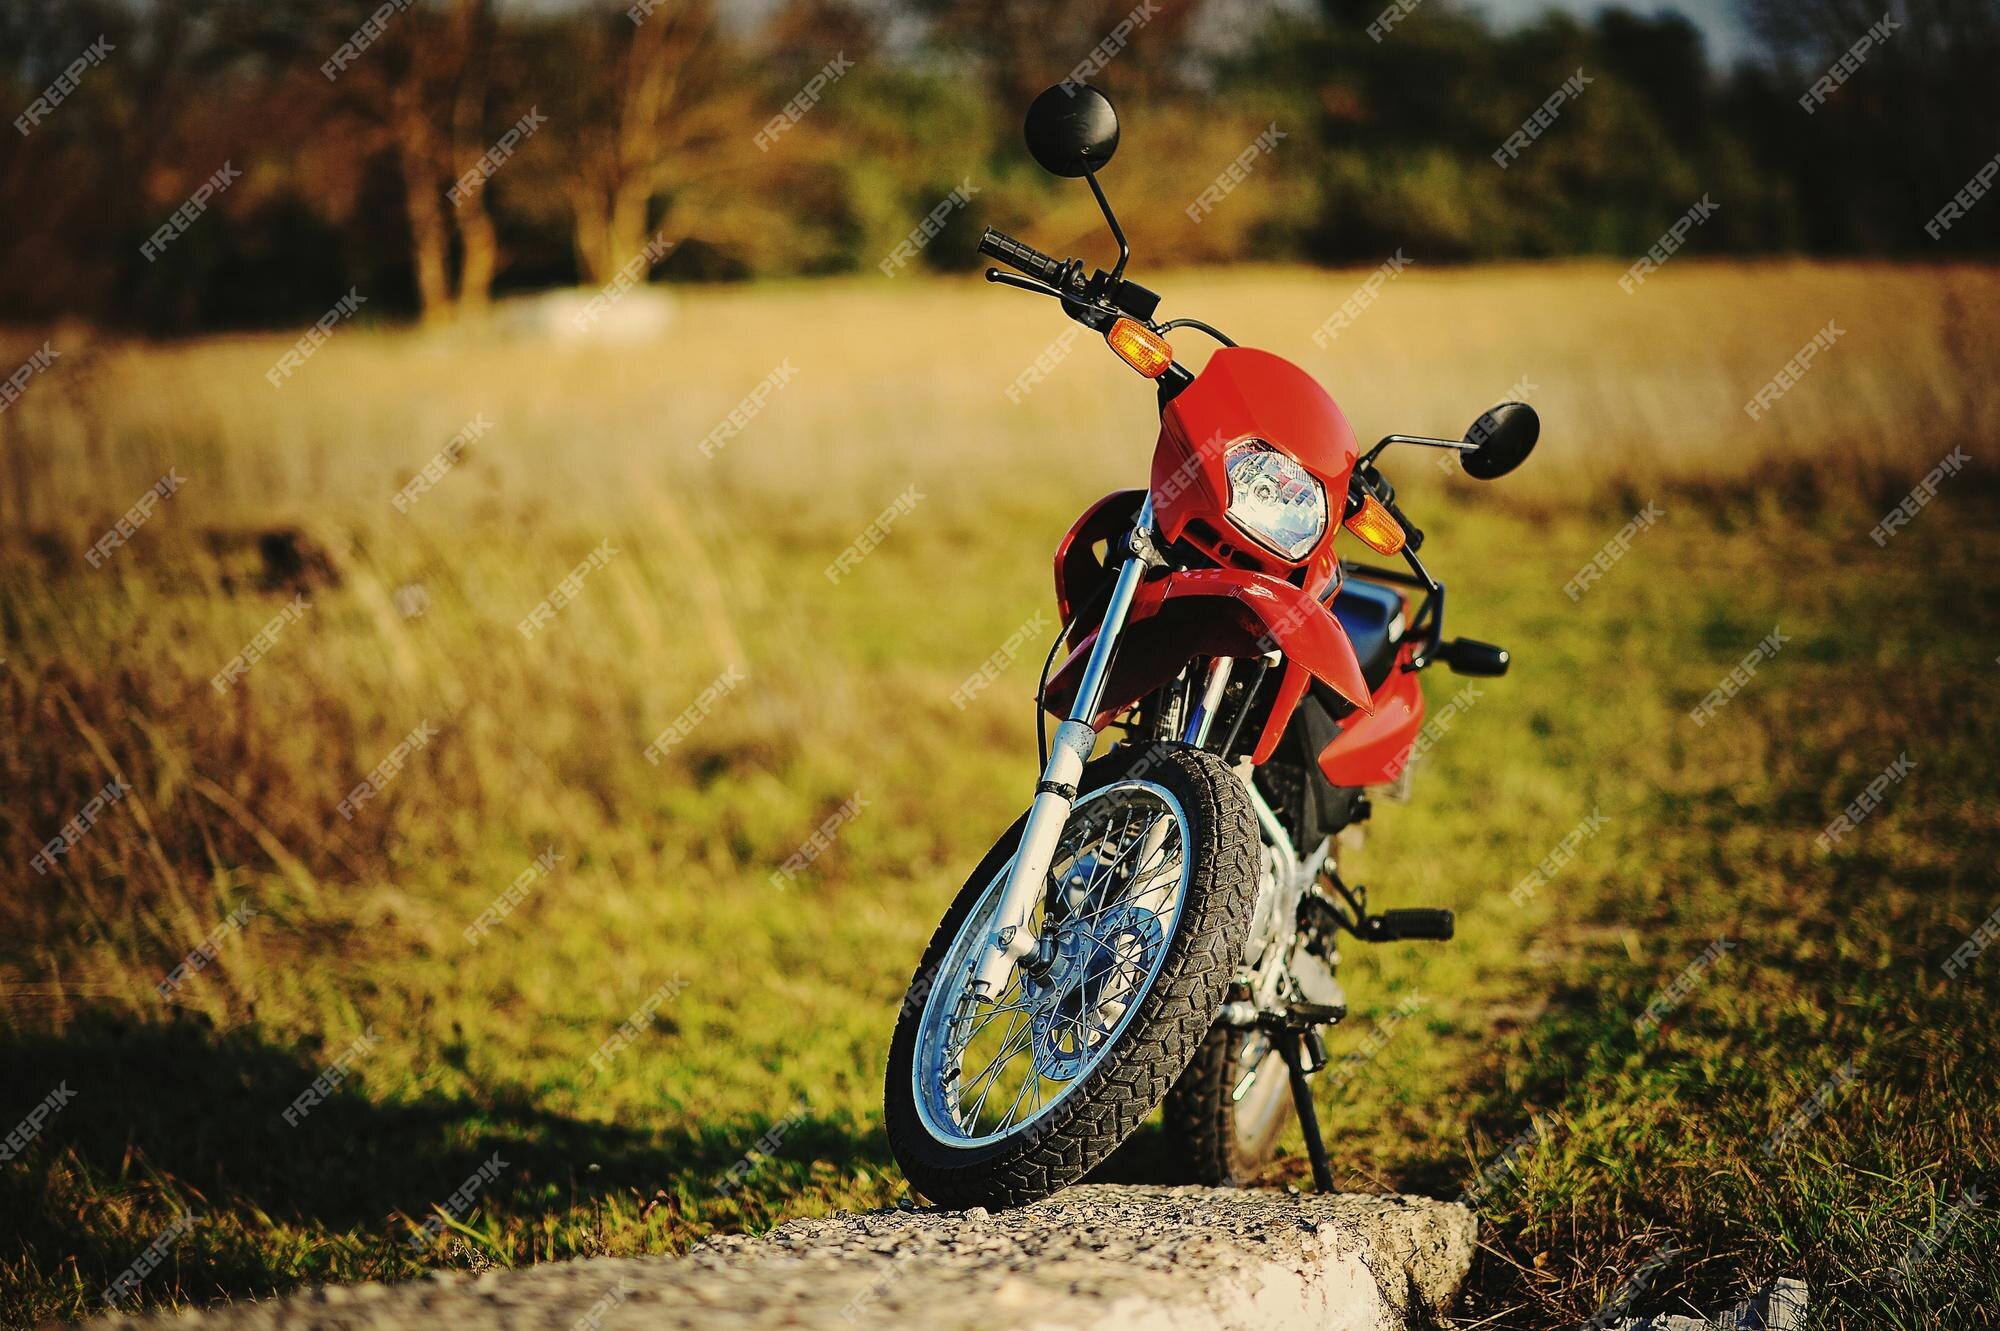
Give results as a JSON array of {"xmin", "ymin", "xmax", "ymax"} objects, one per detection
[
  {"xmin": 1152, "ymin": 346, "xmax": 1360, "ymax": 597},
  {"xmin": 1045, "ymin": 346, "xmax": 1395, "ymax": 762}
]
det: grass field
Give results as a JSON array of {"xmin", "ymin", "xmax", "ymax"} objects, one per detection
[{"xmin": 3, "ymin": 261, "xmax": 1998, "ymax": 1329}]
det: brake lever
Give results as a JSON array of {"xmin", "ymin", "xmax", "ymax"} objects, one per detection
[
  {"xmin": 983, "ymin": 268, "xmax": 1118, "ymax": 334},
  {"xmin": 984, "ymin": 267, "xmax": 1065, "ymax": 299}
]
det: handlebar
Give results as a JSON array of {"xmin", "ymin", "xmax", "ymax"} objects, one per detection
[{"xmin": 978, "ymin": 227, "xmax": 1064, "ymax": 288}]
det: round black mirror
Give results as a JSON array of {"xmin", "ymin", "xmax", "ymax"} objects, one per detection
[
  {"xmin": 1023, "ymin": 84, "xmax": 1120, "ymax": 178},
  {"xmin": 1462, "ymin": 402, "xmax": 1539, "ymax": 480}
]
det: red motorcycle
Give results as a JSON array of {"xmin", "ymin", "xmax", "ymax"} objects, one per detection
[{"xmin": 885, "ymin": 86, "xmax": 1538, "ymax": 1207}]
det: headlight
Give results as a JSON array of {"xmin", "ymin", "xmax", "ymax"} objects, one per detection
[{"xmin": 1223, "ymin": 439, "xmax": 1327, "ymax": 560}]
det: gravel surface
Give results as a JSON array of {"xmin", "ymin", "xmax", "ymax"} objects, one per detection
[{"xmin": 88, "ymin": 1185, "xmax": 1476, "ymax": 1331}]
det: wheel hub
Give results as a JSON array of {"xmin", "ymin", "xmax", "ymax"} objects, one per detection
[{"xmin": 1027, "ymin": 903, "xmax": 1164, "ymax": 1080}]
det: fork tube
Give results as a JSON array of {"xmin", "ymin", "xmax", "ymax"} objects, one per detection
[
  {"xmin": 1181, "ymin": 657, "xmax": 1234, "ymax": 748},
  {"xmin": 972, "ymin": 498, "xmax": 1155, "ymax": 998},
  {"xmin": 1067, "ymin": 501, "xmax": 1154, "ymax": 724}
]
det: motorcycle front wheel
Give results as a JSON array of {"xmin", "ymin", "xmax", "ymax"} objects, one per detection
[{"xmin": 884, "ymin": 742, "xmax": 1257, "ymax": 1209}]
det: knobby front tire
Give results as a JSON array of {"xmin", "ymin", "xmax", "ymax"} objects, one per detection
[{"xmin": 884, "ymin": 743, "xmax": 1258, "ymax": 1209}]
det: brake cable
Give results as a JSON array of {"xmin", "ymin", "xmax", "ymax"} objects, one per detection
[{"xmin": 1155, "ymin": 318, "xmax": 1236, "ymax": 347}]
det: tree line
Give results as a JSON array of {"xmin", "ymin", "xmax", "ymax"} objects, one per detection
[{"xmin": 1, "ymin": 0, "xmax": 1993, "ymax": 332}]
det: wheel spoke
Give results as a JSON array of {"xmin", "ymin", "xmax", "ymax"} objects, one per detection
[
  {"xmin": 1062, "ymin": 827, "xmax": 1179, "ymax": 925},
  {"xmin": 994, "ymin": 1060, "xmax": 1040, "ymax": 1132},
  {"xmin": 965, "ymin": 995, "xmax": 1042, "ymax": 1023},
  {"xmin": 1063, "ymin": 860, "xmax": 1175, "ymax": 932},
  {"xmin": 963, "ymin": 1016, "xmax": 1034, "ymax": 1126},
  {"xmin": 963, "ymin": 1007, "xmax": 1028, "ymax": 1086},
  {"xmin": 953, "ymin": 980, "xmax": 1039, "ymax": 1046},
  {"xmin": 914, "ymin": 779, "xmax": 1195, "ymax": 1146}
]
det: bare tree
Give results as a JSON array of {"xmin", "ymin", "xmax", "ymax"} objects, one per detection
[
  {"xmin": 348, "ymin": 0, "xmax": 504, "ymax": 323},
  {"xmin": 537, "ymin": 0, "xmax": 755, "ymax": 285},
  {"xmin": 445, "ymin": 0, "xmax": 501, "ymax": 317},
  {"xmin": 387, "ymin": 57, "xmax": 456, "ymax": 322}
]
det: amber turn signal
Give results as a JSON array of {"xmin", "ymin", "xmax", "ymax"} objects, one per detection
[
  {"xmin": 1343, "ymin": 494, "xmax": 1406, "ymax": 555},
  {"xmin": 1106, "ymin": 318, "xmax": 1174, "ymax": 379}
]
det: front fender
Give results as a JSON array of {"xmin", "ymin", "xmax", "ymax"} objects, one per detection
[{"xmin": 1043, "ymin": 568, "xmax": 1374, "ymax": 728}]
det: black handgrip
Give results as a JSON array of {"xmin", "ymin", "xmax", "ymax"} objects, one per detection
[{"xmin": 979, "ymin": 227, "xmax": 1063, "ymax": 286}]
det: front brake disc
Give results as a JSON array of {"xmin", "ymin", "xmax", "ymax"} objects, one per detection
[{"xmin": 1029, "ymin": 904, "xmax": 1166, "ymax": 1080}]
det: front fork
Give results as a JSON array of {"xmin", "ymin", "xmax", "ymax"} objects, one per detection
[{"xmin": 971, "ymin": 498, "xmax": 1161, "ymax": 999}]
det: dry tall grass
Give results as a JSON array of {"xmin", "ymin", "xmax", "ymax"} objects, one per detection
[{"xmin": 5, "ymin": 261, "xmax": 1995, "ymax": 534}]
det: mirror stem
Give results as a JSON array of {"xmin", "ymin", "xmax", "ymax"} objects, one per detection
[
  {"xmin": 1085, "ymin": 169, "xmax": 1129, "ymax": 284},
  {"xmin": 1361, "ymin": 434, "xmax": 1477, "ymax": 466}
]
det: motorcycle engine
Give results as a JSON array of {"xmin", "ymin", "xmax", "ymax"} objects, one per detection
[
  {"xmin": 1286, "ymin": 929, "xmax": 1344, "ymax": 1009},
  {"xmin": 1239, "ymin": 819, "xmax": 1346, "ymax": 1016}
]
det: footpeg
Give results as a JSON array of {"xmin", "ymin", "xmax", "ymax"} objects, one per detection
[
  {"xmin": 1437, "ymin": 637, "xmax": 1510, "ymax": 676},
  {"xmin": 1217, "ymin": 999, "xmax": 1345, "ymax": 1032},
  {"xmin": 1358, "ymin": 908, "xmax": 1454, "ymax": 942},
  {"xmin": 1286, "ymin": 1000, "xmax": 1346, "ymax": 1027}
]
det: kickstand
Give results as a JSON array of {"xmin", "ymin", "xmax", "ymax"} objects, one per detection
[{"xmin": 1275, "ymin": 1030, "xmax": 1335, "ymax": 1193}]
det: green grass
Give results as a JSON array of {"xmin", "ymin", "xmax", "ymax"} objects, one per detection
[
  {"xmin": 8, "ymin": 494, "xmax": 1995, "ymax": 1328},
  {"xmin": 1290, "ymin": 496, "xmax": 2000, "ymax": 1327},
  {"xmin": 3, "ymin": 267, "xmax": 1998, "ymax": 1327}
]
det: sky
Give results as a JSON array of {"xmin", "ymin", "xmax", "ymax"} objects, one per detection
[{"xmin": 1469, "ymin": 0, "xmax": 1758, "ymax": 66}]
